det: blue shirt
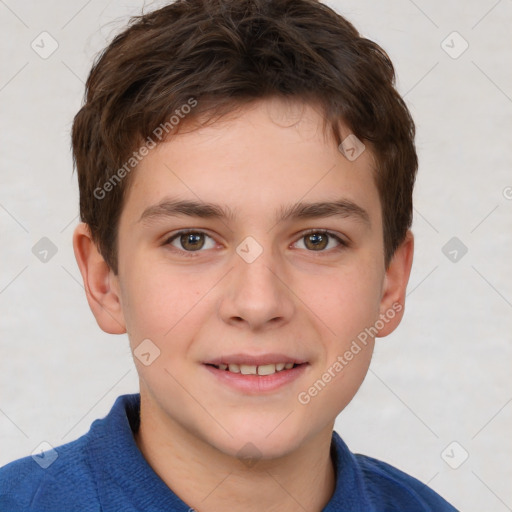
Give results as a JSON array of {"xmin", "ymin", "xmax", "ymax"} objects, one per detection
[{"xmin": 0, "ymin": 394, "xmax": 457, "ymax": 511}]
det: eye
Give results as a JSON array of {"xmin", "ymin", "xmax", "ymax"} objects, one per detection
[
  {"xmin": 293, "ymin": 229, "xmax": 346, "ymax": 252},
  {"xmin": 164, "ymin": 229, "xmax": 347, "ymax": 256},
  {"xmin": 165, "ymin": 230, "xmax": 216, "ymax": 253}
]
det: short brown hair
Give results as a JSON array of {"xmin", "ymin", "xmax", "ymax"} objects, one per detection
[{"xmin": 72, "ymin": 0, "xmax": 417, "ymax": 273}]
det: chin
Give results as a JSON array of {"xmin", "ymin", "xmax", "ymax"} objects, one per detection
[{"xmin": 208, "ymin": 420, "xmax": 306, "ymax": 462}]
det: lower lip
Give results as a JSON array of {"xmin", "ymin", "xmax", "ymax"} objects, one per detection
[{"xmin": 203, "ymin": 364, "xmax": 309, "ymax": 394}]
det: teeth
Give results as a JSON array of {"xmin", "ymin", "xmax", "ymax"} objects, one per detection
[
  {"xmin": 215, "ymin": 362, "xmax": 299, "ymax": 375},
  {"xmin": 257, "ymin": 364, "xmax": 276, "ymax": 376},
  {"xmin": 240, "ymin": 364, "xmax": 257, "ymax": 375}
]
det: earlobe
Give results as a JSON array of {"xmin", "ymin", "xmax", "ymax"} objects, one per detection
[
  {"xmin": 72, "ymin": 223, "xmax": 126, "ymax": 334},
  {"xmin": 376, "ymin": 231, "xmax": 414, "ymax": 337}
]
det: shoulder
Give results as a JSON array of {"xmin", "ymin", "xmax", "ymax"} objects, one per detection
[
  {"xmin": 354, "ymin": 453, "xmax": 458, "ymax": 511},
  {"xmin": 328, "ymin": 431, "xmax": 458, "ymax": 511},
  {"xmin": 0, "ymin": 394, "xmax": 140, "ymax": 512},
  {"xmin": 0, "ymin": 433, "xmax": 99, "ymax": 511}
]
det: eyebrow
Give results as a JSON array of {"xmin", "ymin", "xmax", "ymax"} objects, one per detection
[{"xmin": 139, "ymin": 198, "xmax": 371, "ymax": 227}]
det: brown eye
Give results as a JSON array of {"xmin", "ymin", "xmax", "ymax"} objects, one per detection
[
  {"xmin": 304, "ymin": 232, "xmax": 328, "ymax": 251},
  {"xmin": 166, "ymin": 231, "xmax": 216, "ymax": 252},
  {"xmin": 180, "ymin": 232, "xmax": 205, "ymax": 251},
  {"xmin": 294, "ymin": 230, "xmax": 346, "ymax": 252}
]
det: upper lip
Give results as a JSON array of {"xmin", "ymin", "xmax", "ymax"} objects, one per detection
[{"xmin": 204, "ymin": 353, "xmax": 309, "ymax": 366}]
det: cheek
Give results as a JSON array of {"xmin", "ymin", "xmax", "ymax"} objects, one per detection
[
  {"xmin": 297, "ymin": 272, "xmax": 379, "ymax": 422},
  {"xmin": 312, "ymin": 263, "xmax": 383, "ymax": 342},
  {"xmin": 120, "ymin": 262, "xmax": 209, "ymax": 389},
  {"xmin": 119, "ymin": 258, "xmax": 205, "ymax": 343}
]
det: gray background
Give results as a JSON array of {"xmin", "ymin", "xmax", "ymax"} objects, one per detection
[{"xmin": 1, "ymin": 1, "xmax": 511, "ymax": 510}]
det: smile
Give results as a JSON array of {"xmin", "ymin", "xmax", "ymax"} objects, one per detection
[
  {"xmin": 203, "ymin": 360, "xmax": 309, "ymax": 394},
  {"xmin": 208, "ymin": 362, "xmax": 298, "ymax": 375}
]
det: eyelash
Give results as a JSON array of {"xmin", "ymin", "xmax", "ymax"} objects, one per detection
[{"xmin": 163, "ymin": 228, "xmax": 348, "ymax": 257}]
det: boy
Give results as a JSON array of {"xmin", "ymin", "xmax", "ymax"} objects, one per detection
[{"xmin": 0, "ymin": 0, "xmax": 458, "ymax": 510}]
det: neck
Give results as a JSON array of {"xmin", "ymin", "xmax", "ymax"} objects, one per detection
[{"xmin": 134, "ymin": 393, "xmax": 336, "ymax": 512}]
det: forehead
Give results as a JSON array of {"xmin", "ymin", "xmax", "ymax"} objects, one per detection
[{"xmin": 122, "ymin": 99, "xmax": 381, "ymax": 226}]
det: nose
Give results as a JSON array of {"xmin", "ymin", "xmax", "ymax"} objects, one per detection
[{"xmin": 217, "ymin": 246, "xmax": 295, "ymax": 332}]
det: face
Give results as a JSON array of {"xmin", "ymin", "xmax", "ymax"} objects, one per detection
[{"xmin": 109, "ymin": 99, "xmax": 400, "ymax": 459}]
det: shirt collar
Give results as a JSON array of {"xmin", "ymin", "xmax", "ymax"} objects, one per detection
[{"xmin": 86, "ymin": 393, "xmax": 372, "ymax": 511}]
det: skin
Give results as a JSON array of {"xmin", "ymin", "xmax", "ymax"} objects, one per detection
[{"xmin": 73, "ymin": 98, "xmax": 413, "ymax": 512}]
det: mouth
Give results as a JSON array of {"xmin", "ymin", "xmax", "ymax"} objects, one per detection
[
  {"xmin": 205, "ymin": 362, "xmax": 305, "ymax": 376},
  {"xmin": 202, "ymin": 355, "xmax": 310, "ymax": 393}
]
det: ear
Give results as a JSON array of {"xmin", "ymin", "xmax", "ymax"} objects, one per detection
[
  {"xmin": 72, "ymin": 223, "xmax": 126, "ymax": 334},
  {"xmin": 376, "ymin": 230, "xmax": 414, "ymax": 337}
]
